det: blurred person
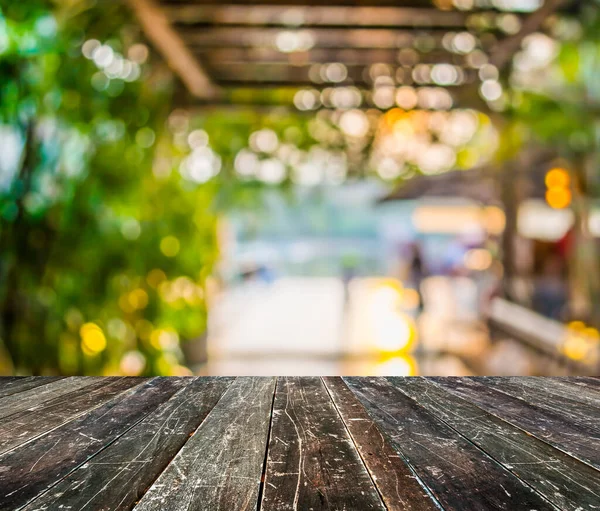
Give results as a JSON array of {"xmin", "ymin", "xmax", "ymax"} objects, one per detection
[
  {"xmin": 531, "ymin": 253, "xmax": 567, "ymax": 320},
  {"xmin": 408, "ymin": 243, "xmax": 427, "ymax": 311},
  {"xmin": 341, "ymin": 254, "xmax": 359, "ymax": 306}
]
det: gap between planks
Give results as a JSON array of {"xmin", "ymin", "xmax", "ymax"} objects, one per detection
[
  {"xmin": 321, "ymin": 377, "xmax": 389, "ymax": 509},
  {"xmin": 255, "ymin": 377, "xmax": 278, "ymax": 511}
]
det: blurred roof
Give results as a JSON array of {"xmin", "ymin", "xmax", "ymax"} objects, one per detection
[
  {"xmin": 379, "ymin": 166, "xmax": 500, "ymax": 204},
  {"xmin": 379, "ymin": 148, "xmax": 557, "ymax": 203},
  {"xmin": 128, "ymin": 0, "xmax": 573, "ymax": 108}
]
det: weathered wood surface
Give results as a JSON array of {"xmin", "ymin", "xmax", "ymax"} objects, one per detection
[
  {"xmin": 23, "ymin": 377, "xmax": 234, "ymax": 511},
  {"xmin": 0, "ymin": 377, "xmax": 145, "ymax": 455},
  {"xmin": 570, "ymin": 376, "xmax": 600, "ymax": 388},
  {"xmin": 261, "ymin": 377, "xmax": 384, "ymax": 510},
  {"xmin": 0, "ymin": 377, "xmax": 186, "ymax": 509},
  {"xmin": 322, "ymin": 376, "xmax": 438, "ymax": 511},
  {"xmin": 477, "ymin": 376, "xmax": 600, "ymax": 423},
  {"xmin": 133, "ymin": 377, "xmax": 276, "ymax": 511},
  {"xmin": 344, "ymin": 377, "xmax": 556, "ymax": 510},
  {"xmin": 532, "ymin": 377, "xmax": 600, "ymax": 409},
  {"xmin": 0, "ymin": 376, "xmax": 103, "ymax": 420},
  {"xmin": 0, "ymin": 376, "xmax": 64, "ymax": 399},
  {"xmin": 432, "ymin": 376, "xmax": 600, "ymax": 471},
  {"xmin": 392, "ymin": 377, "xmax": 600, "ymax": 511},
  {"xmin": 0, "ymin": 376, "xmax": 598, "ymax": 511}
]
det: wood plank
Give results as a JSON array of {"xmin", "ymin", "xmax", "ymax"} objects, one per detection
[
  {"xmin": 133, "ymin": 377, "xmax": 276, "ymax": 511},
  {"xmin": 22, "ymin": 377, "xmax": 234, "ymax": 511},
  {"xmin": 260, "ymin": 377, "xmax": 385, "ymax": 511},
  {"xmin": 343, "ymin": 377, "xmax": 556, "ymax": 511},
  {"xmin": 0, "ymin": 377, "xmax": 187, "ymax": 509},
  {"xmin": 322, "ymin": 377, "xmax": 439, "ymax": 511},
  {"xmin": 432, "ymin": 377, "xmax": 600, "ymax": 471},
  {"xmin": 0, "ymin": 376, "xmax": 104, "ymax": 420},
  {"xmin": 0, "ymin": 376, "xmax": 64, "ymax": 399},
  {"xmin": 564, "ymin": 376, "xmax": 600, "ymax": 389},
  {"xmin": 0, "ymin": 376, "xmax": 20, "ymax": 386},
  {"xmin": 389, "ymin": 377, "xmax": 600, "ymax": 511},
  {"xmin": 0, "ymin": 377, "xmax": 146, "ymax": 455},
  {"xmin": 475, "ymin": 376, "xmax": 600, "ymax": 423},
  {"xmin": 540, "ymin": 377, "xmax": 600, "ymax": 409}
]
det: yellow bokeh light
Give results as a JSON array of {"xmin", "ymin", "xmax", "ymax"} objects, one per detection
[
  {"xmin": 363, "ymin": 278, "xmax": 415, "ymax": 353},
  {"xmin": 146, "ymin": 268, "xmax": 167, "ymax": 288},
  {"xmin": 546, "ymin": 187, "xmax": 571, "ymax": 209},
  {"xmin": 160, "ymin": 236, "xmax": 180, "ymax": 257},
  {"xmin": 562, "ymin": 334, "xmax": 591, "ymax": 361},
  {"xmin": 568, "ymin": 320, "xmax": 586, "ymax": 331},
  {"xmin": 371, "ymin": 312, "xmax": 415, "ymax": 353},
  {"xmin": 372, "ymin": 278, "xmax": 403, "ymax": 295},
  {"xmin": 128, "ymin": 288, "xmax": 149, "ymax": 310},
  {"xmin": 545, "ymin": 168, "xmax": 570, "ymax": 189},
  {"xmin": 80, "ymin": 322, "xmax": 107, "ymax": 355},
  {"xmin": 583, "ymin": 327, "xmax": 600, "ymax": 340},
  {"xmin": 483, "ymin": 206, "xmax": 506, "ymax": 235},
  {"xmin": 401, "ymin": 288, "xmax": 421, "ymax": 310},
  {"xmin": 372, "ymin": 354, "xmax": 416, "ymax": 376},
  {"xmin": 464, "ymin": 248, "xmax": 492, "ymax": 271},
  {"xmin": 150, "ymin": 329, "xmax": 162, "ymax": 350},
  {"xmin": 119, "ymin": 294, "xmax": 136, "ymax": 314}
]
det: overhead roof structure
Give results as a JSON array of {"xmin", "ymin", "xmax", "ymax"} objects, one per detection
[{"xmin": 128, "ymin": 0, "xmax": 572, "ymax": 109}]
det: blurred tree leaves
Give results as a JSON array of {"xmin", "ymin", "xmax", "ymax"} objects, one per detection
[{"xmin": 0, "ymin": 0, "xmax": 218, "ymax": 375}]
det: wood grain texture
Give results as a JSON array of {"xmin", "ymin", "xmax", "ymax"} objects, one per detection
[
  {"xmin": 0, "ymin": 376, "xmax": 64, "ymax": 399},
  {"xmin": 322, "ymin": 377, "xmax": 439, "ymax": 511},
  {"xmin": 3, "ymin": 376, "xmax": 600, "ymax": 511},
  {"xmin": 391, "ymin": 377, "xmax": 600, "ymax": 511},
  {"xmin": 261, "ymin": 377, "xmax": 385, "ymax": 511},
  {"xmin": 568, "ymin": 376, "xmax": 600, "ymax": 388},
  {"xmin": 0, "ymin": 377, "xmax": 186, "ymax": 509},
  {"xmin": 23, "ymin": 377, "xmax": 234, "ymax": 511},
  {"xmin": 344, "ymin": 377, "xmax": 556, "ymax": 511},
  {"xmin": 535, "ymin": 377, "xmax": 600, "ymax": 409},
  {"xmin": 477, "ymin": 376, "xmax": 600, "ymax": 423},
  {"xmin": 133, "ymin": 377, "xmax": 276, "ymax": 511},
  {"xmin": 0, "ymin": 376, "xmax": 104, "ymax": 420},
  {"xmin": 0, "ymin": 376, "xmax": 20, "ymax": 386},
  {"xmin": 432, "ymin": 376, "xmax": 600, "ymax": 471},
  {"xmin": 0, "ymin": 377, "xmax": 145, "ymax": 455}
]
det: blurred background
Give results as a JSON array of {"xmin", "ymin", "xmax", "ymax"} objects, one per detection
[{"xmin": 1, "ymin": 0, "xmax": 600, "ymax": 377}]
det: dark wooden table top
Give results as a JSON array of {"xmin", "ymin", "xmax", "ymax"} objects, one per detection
[{"xmin": 0, "ymin": 376, "xmax": 599, "ymax": 510}]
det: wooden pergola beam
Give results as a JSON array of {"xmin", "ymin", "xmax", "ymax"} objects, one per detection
[
  {"xmin": 205, "ymin": 62, "xmax": 478, "ymax": 86},
  {"xmin": 127, "ymin": 0, "xmax": 219, "ymax": 99},
  {"xmin": 161, "ymin": 0, "xmax": 460, "ymax": 7},
  {"xmin": 182, "ymin": 27, "xmax": 460, "ymax": 50},
  {"xmin": 196, "ymin": 47, "xmax": 464, "ymax": 65},
  {"xmin": 164, "ymin": 5, "xmax": 474, "ymax": 28}
]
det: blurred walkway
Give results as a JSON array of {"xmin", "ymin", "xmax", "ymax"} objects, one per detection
[
  {"xmin": 199, "ymin": 275, "xmax": 578, "ymax": 376},
  {"xmin": 201, "ymin": 276, "xmax": 468, "ymax": 375},
  {"xmin": 203, "ymin": 278, "xmax": 345, "ymax": 375}
]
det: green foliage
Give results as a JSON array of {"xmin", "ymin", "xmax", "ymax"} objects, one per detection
[
  {"xmin": 508, "ymin": 7, "xmax": 600, "ymax": 158},
  {"xmin": 0, "ymin": 0, "xmax": 218, "ymax": 375}
]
